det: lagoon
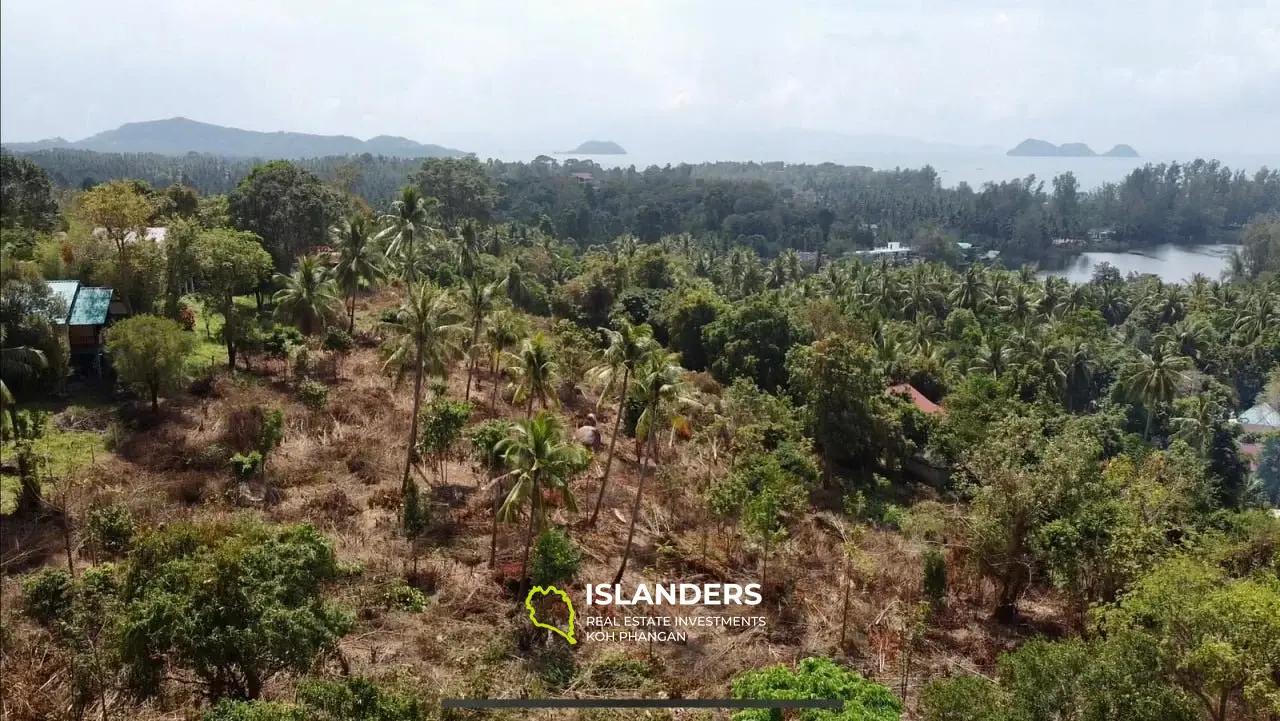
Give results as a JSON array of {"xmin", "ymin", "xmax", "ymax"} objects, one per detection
[{"xmin": 1040, "ymin": 244, "xmax": 1238, "ymax": 284}]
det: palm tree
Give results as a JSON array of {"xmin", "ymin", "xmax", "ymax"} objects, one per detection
[
  {"xmin": 949, "ymin": 264, "xmax": 988, "ymax": 311},
  {"xmin": 507, "ymin": 332, "xmax": 558, "ymax": 416},
  {"xmin": 1002, "ymin": 283, "xmax": 1035, "ymax": 327},
  {"xmin": 377, "ymin": 186, "xmax": 436, "ymax": 285},
  {"xmin": 1097, "ymin": 283, "xmax": 1130, "ymax": 326},
  {"xmin": 381, "ymin": 283, "xmax": 466, "ymax": 491},
  {"xmin": 1020, "ymin": 337, "xmax": 1068, "ymax": 402},
  {"xmin": 1162, "ymin": 317, "xmax": 1211, "ymax": 364},
  {"xmin": 331, "ymin": 213, "xmax": 385, "ymax": 333},
  {"xmin": 483, "ymin": 310, "xmax": 526, "ymax": 414},
  {"xmin": 1233, "ymin": 293, "xmax": 1278, "ymax": 345},
  {"xmin": 971, "ymin": 336, "xmax": 1011, "ymax": 379},
  {"xmin": 497, "ymin": 412, "xmax": 590, "ymax": 582},
  {"xmin": 1124, "ymin": 343, "xmax": 1191, "ymax": 441},
  {"xmin": 461, "ymin": 277, "xmax": 503, "ymax": 401},
  {"xmin": 612, "ymin": 352, "xmax": 696, "ymax": 585},
  {"xmin": 586, "ymin": 321, "xmax": 657, "ymax": 525},
  {"xmin": 1172, "ymin": 393, "xmax": 1223, "ymax": 457},
  {"xmin": 272, "ymin": 254, "xmax": 342, "ymax": 335},
  {"xmin": 457, "ymin": 221, "xmax": 484, "ymax": 279},
  {"xmin": 1063, "ymin": 341, "xmax": 1095, "ymax": 412}
]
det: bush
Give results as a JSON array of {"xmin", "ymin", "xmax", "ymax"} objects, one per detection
[
  {"xmin": 297, "ymin": 378, "xmax": 329, "ymax": 410},
  {"xmin": 231, "ymin": 451, "xmax": 264, "ymax": 481},
  {"xmin": 919, "ymin": 675, "xmax": 1008, "ymax": 721},
  {"xmin": 531, "ymin": 528, "xmax": 582, "ymax": 587},
  {"xmin": 731, "ymin": 657, "xmax": 902, "ymax": 721},
  {"xmin": 261, "ymin": 325, "xmax": 304, "ymax": 360},
  {"xmin": 383, "ymin": 580, "xmax": 429, "ymax": 612},
  {"xmin": 118, "ymin": 520, "xmax": 352, "ymax": 701},
  {"xmin": 923, "ymin": 545, "xmax": 948, "ymax": 609},
  {"xmin": 378, "ymin": 308, "xmax": 401, "ymax": 324},
  {"xmin": 323, "ymin": 326, "xmax": 354, "ymax": 352},
  {"xmin": 22, "ymin": 567, "xmax": 74, "ymax": 626},
  {"xmin": 178, "ymin": 304, "xmax": 197, "ymax": 332},
  {"xmin": 86, "ymin": 503, "xmax": 136, "ymax": 557}
]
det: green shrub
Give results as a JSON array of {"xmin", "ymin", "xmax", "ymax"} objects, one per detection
[
  {"xmin": 919, "ymin": 675, "xmax": 1008, "ymax": 721},
  {"xmin": 383, "ymin": 580, "xmax": 429, "ymax": 612},
  {"xmin": 323, "ymin": 327, "xmax": 354, "ymax": 352},
  {"xmin": 22, "ymin": 567, "xmax": 74, "ymax": 626},
  {"xmin": 86, "ymin": 503, "xmax": 137, "ymax": 557},
  {"xmin": 230, "ymin": 451, "xmax": 264, "ymax": 481},
  {"xmin": 531, "ymin": 527, "xmax": 582, "ymax": 587},
  {"xmin": 923, "ymin": 545, "xmax": 948, "ymax": 609},
  {"xmin": 730, "ymin": 657, "xmax": 901, "ymax": 720},
  {"xmin": 297, "ymin": 379, "xmax": 329, "ymax": 410}
]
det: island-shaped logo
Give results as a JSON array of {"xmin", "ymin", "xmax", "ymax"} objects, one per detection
[
  {"xmin": 557, "ymin": 140, "xmax": 627, "ymax": 155},
  {"xmin": 1007, "ymin": 139, "xmax": 1139, "ymax": 158},
  {"xmin": 526, "ymin": 585, "xmax": 577, "ymax": 644}
]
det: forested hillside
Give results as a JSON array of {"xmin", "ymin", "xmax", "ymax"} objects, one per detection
[
  {"xmin": 11, "ymin": 148, "xmax": 1280, "ymax": 265},
  {"xmin": 2, "ymin": 151, "xmax": 1279, "ymax": 720}
]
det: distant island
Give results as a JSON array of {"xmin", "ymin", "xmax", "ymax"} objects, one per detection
[
  {"xmin": 1007, "ymin": 138, "xmax": 1140, "ymax": 158},
  {"xmin": 559, "ymin": 140, "xmax": 627, "ymax": 155},
  {"xmin": 1, "ymin": 117, "xmax": 466, "ymax": 159}
]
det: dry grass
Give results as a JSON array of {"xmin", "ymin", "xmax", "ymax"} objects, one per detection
[{"xmin": 0, "ymin": 290, "xmax": 1063, "ymax": 720}]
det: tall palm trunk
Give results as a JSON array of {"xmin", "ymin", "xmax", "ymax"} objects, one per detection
[
  {"xmin": 589, "ymin": 366, "xmax": 629, "ymax": 525},
  {"xmin": 465, "ymin": 327, "xmax": 480, "ymax": 401},
  {"xmin": 519, "ymin": 480, "xmax": 540, "ymax": 586},
  {"xmin": 402, "ymin": 344, "xmax": 425, "ymax": 493},
  {"xmin": 347, "ymin": 293, "xmax": 356, "ymax": 333},
  {"xmin": 611, "ymin": 423, "xmax": 654, "ymax": 585},
  {"xmin": 489, "ymin": 355, "xmax": 500, "ymax": 415},
  {"xmin": 488, "ymin": 472, "xmax": 501, "ymax": 569}
]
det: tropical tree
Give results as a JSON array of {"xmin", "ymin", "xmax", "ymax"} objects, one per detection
[
  {"xmin": 381, "ymin": 283, "xmax": 465, "ymax": 491},
  {"xmin": 272, "ymin": 255, "xmax": 342, "ymax": 335},
  {"xmin": 507, "ymin": 332, "xmax": 558, "ymax": 416},
  {"xmin": 377, "ymin": 186, "xmax": 436, "ymax": 285},
  {"xmin": 1124, "ymin": 343, "xmax": 1192, "ymax": 440},
  {"xmin": 483, "ymin": 310, "xmax": 527, "ymax": 414},
  {"xmin": 470, "ymin": 419, "xmax": 513, "ymax": 569},
  {"xmin": 586, "ymin": 320, "xmax": 657, "ymax": 525},
  {"xmin": 331, "ymin": 213, "xmax": 384, "ymax": 332},
  {"xmin": 105, "ymin": 315, "xmax": 195, "ymax": 413},
  {"xmin": 194, "ymin": 229, "xmax": 274, "ymax": 369},
  {"xmin": 612, "ymin": 352, "xmax": 695, "ymax": 585},
  {"xmin": 949, "ymin": 265, "xmax": 988, "ymax": 311},
  {"xmin": 461, "ymin": 276, "xmax": 503, "ymax": 401},
  {"xmin": 496, "ymin": 412, "xmax": 590, "ymax": 583}
]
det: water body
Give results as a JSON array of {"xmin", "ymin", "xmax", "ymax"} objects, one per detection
[
  {"xmin": 479, "ymin": 149, "xmax": 1280, "ymax": 191},
  {"xmin": 1040, "ymin": 244, "xmax": 1238, "ymax": 284}
]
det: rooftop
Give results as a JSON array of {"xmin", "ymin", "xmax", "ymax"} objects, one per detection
[
  {"xmin": 888, "ymin": 383, "xmax": 943, "ymax": 415},
  {"xmin": 1239, "ymin": 403, "xmax": 1280, "ymax": 430},
  {"xmin": 45, "ymin": 280, "xmax": 114, "ymax": 326}
]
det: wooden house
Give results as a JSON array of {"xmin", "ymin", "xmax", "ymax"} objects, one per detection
[{"xmin": 47, "ymin": 280, "xmax": 130, "ymax": 374}]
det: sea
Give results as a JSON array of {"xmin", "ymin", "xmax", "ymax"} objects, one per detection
[{"xmin": 480, "ymin": 149, "xmax": 1280, "ymax": 191}]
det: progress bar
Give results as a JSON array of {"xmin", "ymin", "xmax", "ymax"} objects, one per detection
[{"xmin": 442, "ymin": 699, "xmax": 843, "ymax": 709}]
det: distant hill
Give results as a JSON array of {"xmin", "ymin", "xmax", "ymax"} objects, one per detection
[
  {"xmin": 1102, "ymin": 144, "xmax": 1140, "ymax": 158},
  {"xmin": 2, "ymin": 117, "xmax": 467, "ymax": 159},
  {"xmin": 1007, "ymin": 138, "xmax": 1140, "ymax": 158},
  {"xmin": 557, "ymin": 140, "xmax": 627, "ymax": 155}
]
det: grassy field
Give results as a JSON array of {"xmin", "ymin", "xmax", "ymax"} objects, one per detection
[{"xmin": 0, "ymin": 427, "xmax": 107, "ymax": 513}]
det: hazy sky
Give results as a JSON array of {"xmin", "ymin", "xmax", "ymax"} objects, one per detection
[{"xmin": 2, "ymin": 0, "xmax": 1278, "ymax": 154}]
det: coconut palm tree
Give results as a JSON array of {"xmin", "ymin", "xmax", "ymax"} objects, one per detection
[
  {"xmin": 1233, "ymin": 292, "xmax": 1278, "ymax": 345},
  {"xmin": 272, "ymin": 254, "xmax": 342, "ymax": 335},
  {"xmin": 507, "ymin": 332, "xmax": 558, "ymax": 417},
  {"xmin": 331, "ymin": 213, "xmax": 385, "ymax": 332},
  {"xmin": 461, "ymin": 276, "xmax": 503, "ymax": 401},
  {"xmin": 1063, "ymin": 341, "xmax": 1095, "ymax": 412},
  {"xmin": 1172, "ymin": 393, "xmax": 1224, "ymax": 457},
  {"xmin": 586, "ymin": 321, "xmax": 657, "ymax": 525},
  {"xmin": 377, "ymin": 186, "xmax": 437, "ymax": 285},
  {"xmin": 1162, "ymin": 317, "xmax": 1212, "ymax": 364},
  {"xmin": 1020, "ymin": 337, "xmax": 1068, "ymax": 402},
  {"xmin": 483, "ymin": 310, "xmax": 527, "ymax": 414},
  {"xmin": 381, "ymin": 283, "xmax": 466, "ymax": 491},
  {"xmin": 780, "ymin": 248, "xmax": 803, "ymax": 282},
  {"xmin": 971, "ymin": 336, "xmax": 1011, "ymax": 379},
  {"xmin": 1124, "ymin": 343, "xmax": 1191, "ymax": 441},
  {"xmin": 497, "ymin": 412, "xmax": 590, "ymax": 582},
  {"xmin": 1097, "ymin": 282, "xmax": 1130, "ymax": 326},
  {"xmin": 1002, "ymin": 283, "xmax": 1035, "ymax": 327},
  {"xmin": 949, "ymin": 264, "xmax": 988, "ymax": 311},
  {"xmin": 612, "ymin": 352, "xmax": 696, "ymax": 585}
]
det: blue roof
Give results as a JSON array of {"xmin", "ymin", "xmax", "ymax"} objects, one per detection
[
  {"xmin": 68, "ymin": 287, "xmax": 112, "ymax": 326},
  {"xmin": 1240, "ymin": 404, "xmax": 1280, "ymax": 429},
  {"xmin": 45, "ymin": 280, "xmax": 114, "ymax": 326},
  {"xmin": 47, "ymin": 280, "xmax": 78, "ymax": 323}
]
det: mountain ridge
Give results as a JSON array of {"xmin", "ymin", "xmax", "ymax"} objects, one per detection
[
  {"xmin": 2, "ymin": 117, "xmax": 467, "ymax": 159},
  {"xmin": 1007, "ymin": 138, "xmax": 1141, "ymax": 158}
]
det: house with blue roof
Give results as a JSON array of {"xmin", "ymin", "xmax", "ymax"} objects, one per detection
[{"xmin": 46, "ymin": 280, "xmax": 130, "ymax": 374}]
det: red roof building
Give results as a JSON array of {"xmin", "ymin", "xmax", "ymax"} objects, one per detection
[{"xmin": 887, "ymin": 383, "xmax": 943, "ymax": 415}]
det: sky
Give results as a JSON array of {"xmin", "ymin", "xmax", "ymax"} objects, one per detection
[{"xmin": 2, "ymin": 0, "xmax": 1279, "ymax": 155}]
